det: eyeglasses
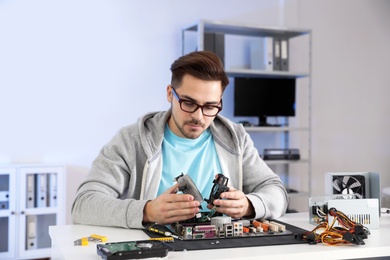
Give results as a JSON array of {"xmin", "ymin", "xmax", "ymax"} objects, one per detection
[{"xmin": 171, "ymin": 87, "xmax": 222, "ymax": 117}]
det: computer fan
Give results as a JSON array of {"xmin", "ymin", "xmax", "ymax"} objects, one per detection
[
  {"xmin": 332, "ymin": 175, "xmax": 366, "ymax": 199},
  {"xmin": 325, "ymin": 172, "xmax": 381, "ymax": 215}
]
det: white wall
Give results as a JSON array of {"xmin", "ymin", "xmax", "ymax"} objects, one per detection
[
  {"xmin": 0, "ymin": 0, "xmax": 292, "ymax": 223},
  {"xmin": 297, "ymin": 0, "xmax": 390, "ymax": 202},
  {"xmin": 1, "ymin": 0, "xmax": 389, "ymax": 222},
  {"xmin": 0, "ymin": 0, "xmax": 288, "ymax": 166}
]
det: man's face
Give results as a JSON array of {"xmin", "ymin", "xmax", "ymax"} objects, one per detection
[{"xmin": 167, "ymin": 74, "xmax": 223, "ymax": 139}]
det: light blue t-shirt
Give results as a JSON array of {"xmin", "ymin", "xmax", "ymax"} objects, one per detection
[{"xmin": 158, "ymin": 124, "xmax": 222, "ymax": 211}]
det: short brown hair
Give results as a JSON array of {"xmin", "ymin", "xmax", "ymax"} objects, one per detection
[{"xmin": 170, "ymin": 51, "xmax": 229, "ymax": 91}]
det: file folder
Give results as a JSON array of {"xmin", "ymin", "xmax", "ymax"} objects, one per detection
[
  {"xmin": 281, "ymin": 37, "xmax": 289, "ymax": 71},
  {"xmin": 26, "ymin": 174, "xmax": 35, "ymax": 208},
  {"xmin": 48, "ymin": 173, "xmax": 57, "ymax": 207},
  {"xmin": 250, "ymin": 37, "xmax": 273, "ymax": 71},
  {"xmin": 264, "ymin": 37, "xmax": 273, "ymax": 71},
  {"xmin": 35, "ymin": 173, "xmax": 47, "ymax": 208},
  {"xmin": 273, "ymin": 37, "xmax": 281, "ymax": 71},
  {"xmin": 0, "ymin": 191, "xmax": 9, "ymax": 210},
  {"xmin": 204, "ymin": 32, "xmax": 225, "ymax": 65},
  {"xmin": 26, "ymin": 215, "xmax": 38, "ymax": 250}
]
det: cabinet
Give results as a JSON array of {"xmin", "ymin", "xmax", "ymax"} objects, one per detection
[
  {"xmin": 0, "ymin": 164, "xmax": 65, "ymax": 259},
  {"xmin": 182, "ymin": 20, "xmax": 312, "ymax": 211}
]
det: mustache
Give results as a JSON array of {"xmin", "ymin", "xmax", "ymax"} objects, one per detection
[{"xmin": 185, "ymin": 120, "xmax": 204, "ymax": 127}]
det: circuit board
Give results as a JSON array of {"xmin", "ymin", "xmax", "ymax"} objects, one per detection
[
  {"xmin": 142, "ymin": 174, "xmax": 307, "ymax": 250},
  {"xmin": 166, "ymin": 216, "xmax": 292, "ymax": 241},
  {"xmin": 144, "ymin": 218, "xmax": 309, "ymax": 251}
]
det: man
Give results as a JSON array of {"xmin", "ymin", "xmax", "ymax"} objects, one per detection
[{"xmin": 71, "ymin": 51, "xmax": 288, "ymax": 229}]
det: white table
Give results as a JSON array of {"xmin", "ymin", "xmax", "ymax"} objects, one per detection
[{"xmin": 49, "ymin": 212, "xmax": 390, "ymax": 260}]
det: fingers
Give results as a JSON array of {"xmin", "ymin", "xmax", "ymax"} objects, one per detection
[
  {"xmin": 219, "ymin": 186, "xmax": 237, "ymax": 199},
  {"xmin": 213, "ymin": 194, "xmax": 243, "ymax": 208},
  {"xmin": 212, "ymin": 188, "xmax": 251, "ymax": 218},
  {"xmin": 143, "ymin": 192, "xmax": 201, "ymax": 225},
  {"xmin": 164, "ymin": 183, "xmax": 180, "ymax": 194},
  {"xmin": 163, "ymin": 192, "xmax": 195, "ymax": 203},
  {"xmin": 164, "ymin": 183, "xmax": 196, "ymax": 201},
  {"xmin": 157, "ymin": 200, "xmax": 200, "ymax": 224},
  {"xmin": 213, "ymin": 200, "xmax": 247, "ymax": 218}
]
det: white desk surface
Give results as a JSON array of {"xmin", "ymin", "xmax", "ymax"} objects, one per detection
[{"xmin": 49, "ymin": 212, "xmax": 390, "ymax": 260}]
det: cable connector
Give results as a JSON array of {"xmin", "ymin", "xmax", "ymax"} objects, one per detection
[
  {"xmin": 354, "ymin": 226, "xmax": 369, "ymax": 239},
  {"xmin": 343, "ymin": 231, "xmax": 365, "ymax": 245},
  {"xmin": 89, "ymin": 234, "xmax": 108, "ymax": 243},
  {"xmin": 74, "ymin": 237, "xmax": 89, "ymax": 246},
  {"xmin": 74, "ymin": 234, "xmax": 108, "ymax": 246},
  {"xmin": 305, "ymin": 233, "xmax": 318, "ymax": 245}
]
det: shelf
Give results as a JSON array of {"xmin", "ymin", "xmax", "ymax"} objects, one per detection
[
  {"xmin": 244, "ymin": 126, "xmax": 310, "ymax": 132},
  {"xmin": 0, "ymin": 165, "xmax": 65, "ymax": 259},
  {"xmin": 226, "ymin": 68, "xmax": 309, "ymax": 79},
  {"xmin": 182, "ymin": 19, "xmax": 312, "ymax": 212},
  {"xmin": 24, "ymin": 207, "xmax": 60, "ymax": 215},
  {"xmin": 288, "ymin": 191, "xmax": 309, "ymax": 198},
  {"xmin": 263, "ymin": 159, "xmax": 310, "ymax": 166},
  {"xmin": 184, "ymin": 19, "xmax": 311, "ymax": 39}
]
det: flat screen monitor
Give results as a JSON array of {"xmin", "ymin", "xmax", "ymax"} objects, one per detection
[{"xmin": 234, "ymin": 77, "xmax": 296, "ymax": 126}]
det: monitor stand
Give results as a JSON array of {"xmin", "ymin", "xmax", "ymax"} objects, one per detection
[{"xmin": 258, "ymin": 115, "xmax": 281, "ymax": 127}]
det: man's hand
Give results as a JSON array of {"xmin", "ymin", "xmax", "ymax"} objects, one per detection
[
  {"xmin": 208, "ymin": 186, "xmax": 254, "ymax": 219},
  {"xmin": 143, "ymin": 183, "xmax": 200, "ymax": 224}
]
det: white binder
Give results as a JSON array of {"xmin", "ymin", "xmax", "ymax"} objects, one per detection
[
  {"xmin": 49, "ymin": 173, "xmax": 58, "ymax": 207},
  {"xmin": 35, "ymin": 173, "xmax": 47, "ymax": 208},
  {"xmin": 26, "ymin": 174, "xmax": 35, "ymax": 208},
  {"xmin": 26, "ymin": 215, "xmax": 38, "ymax": 250},
  {"xmin": 250, "ymin": 37, "xmax": 273, "ymax": 71},
  {"xmin": 264, "ymin": 37, "xmax": 273, "ymax": 71}
]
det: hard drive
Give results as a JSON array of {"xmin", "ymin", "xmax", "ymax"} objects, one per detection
[{"xmin": 97, "ymin": 240, "xmax": 172, "ymax": 259}]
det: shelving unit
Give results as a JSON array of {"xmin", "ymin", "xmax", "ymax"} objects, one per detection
[
  {"xmin": 182, "ymin": 20, "xmax": 312, "ymax": 211},
  {"xmin": 0, "ymin": 164, "xmax": 65, "ymax": 259},
  {"xmin": 225, "ymin": 69, "xmax": 309, "ymax": 79}
]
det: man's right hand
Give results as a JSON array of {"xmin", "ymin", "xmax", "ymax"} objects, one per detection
[{"xmin": 142, "ymin": 183, "xmax": 200, "ymax": 224}]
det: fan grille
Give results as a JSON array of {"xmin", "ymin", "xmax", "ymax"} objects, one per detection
[{"xmin": 332, "ymin": 175, "xmax": 366, "ymax": 199}]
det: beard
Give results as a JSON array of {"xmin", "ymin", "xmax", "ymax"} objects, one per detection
[{"xmin": 172, "ymin": 114, "xmax": 205, "ymax": 139}]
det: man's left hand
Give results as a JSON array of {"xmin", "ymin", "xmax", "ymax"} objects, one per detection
[{"xmin": 208, "ymin": 187, "xmax": 254, "ymax": 218}]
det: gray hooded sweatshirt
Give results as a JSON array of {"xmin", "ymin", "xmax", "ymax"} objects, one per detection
[{"xmin": 71, "ymin": 109, "xmax": 288, "ymax": 229}]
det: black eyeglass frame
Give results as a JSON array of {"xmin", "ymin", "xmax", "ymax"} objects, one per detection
[{"xmin": 171, "ymin": 87, "xmax": 223, "ymax": 117}]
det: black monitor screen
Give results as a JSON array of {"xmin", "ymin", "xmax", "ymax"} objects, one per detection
[{"xmin": 234, "ymin": 77, "xmax": 296, "ymax": 126}]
